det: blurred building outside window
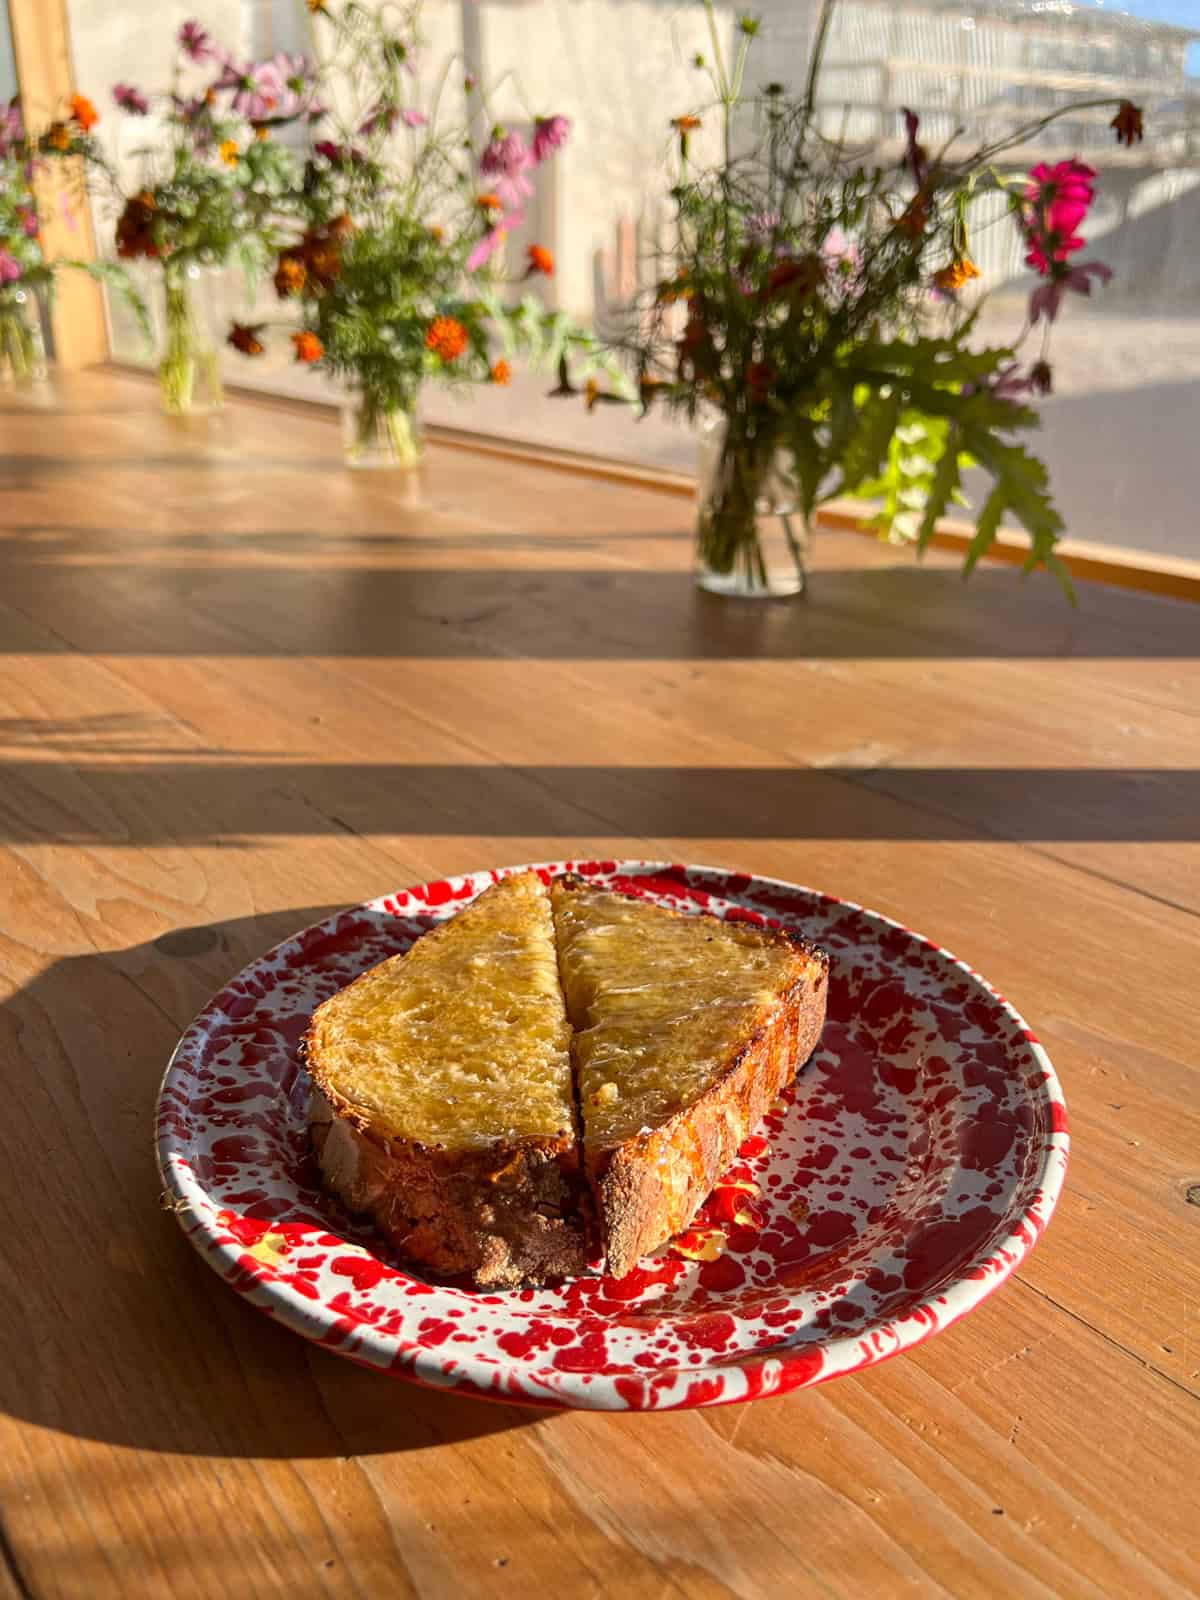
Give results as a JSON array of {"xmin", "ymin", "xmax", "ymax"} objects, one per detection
[{"xmin": 64, "ymin": 0, "xmax": 1200, "ymax": 559}]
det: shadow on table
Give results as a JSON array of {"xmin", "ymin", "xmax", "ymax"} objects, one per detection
[
  {"xmin": 0, "ymin": 553, "xmax": 1197, "ymax": 661},
  {"xmin": 0, "ymin": 909, "xmax": 548, "ymax": 1458},
  {"xmin": 0, "ymin": 756, "xmax": 1194, "ymax": 844}
]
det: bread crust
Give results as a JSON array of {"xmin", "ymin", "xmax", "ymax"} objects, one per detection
[
  {"xmin": 552, "ymin": 878, "xmax": 829, "ymax": 1278},
  {"xmin": 307, "ymin": 1086, "xmax": 588, "ymax": 1288},
  {"xmin": 596, "ymin": 962, "xmax": 827, "ymax": 1276}
]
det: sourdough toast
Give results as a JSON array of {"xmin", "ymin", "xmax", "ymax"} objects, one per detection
[
  {"xmin": 552, "ymin": 876, "xmax": 828, "ymax": 1276},
  {"xmin": 305, "ymin": 872, "xmax": 587, "ymax": 1287}
]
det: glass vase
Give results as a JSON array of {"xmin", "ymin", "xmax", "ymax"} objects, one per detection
[
  {"xmin": 155, "ymin": 262, "xmax": 223, "ymax": 417},
  {"xmin": 0, "ymin": 289, "xmax": 48, "ymax": 386},
  {"xmin": 341, "ymin": 389, "xmax": 423, "ymax": 470},
  {"xmin": 695, "ymin": 411, "xmax": 809, "ymax": 599}
]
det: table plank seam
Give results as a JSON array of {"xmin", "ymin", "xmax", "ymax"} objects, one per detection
[
  {"xmin": 1015, "ymin": 1279, "xmax": 1200, "ymax": 1405},
  {"xmin": 0, "ymin": 1508, "xmax": 34, "ymax": 1600}
]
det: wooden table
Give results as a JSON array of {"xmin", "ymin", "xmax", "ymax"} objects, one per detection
[{"xmin": 1, "ymin": 370, "xmax": 1196, "ymax": 1599}]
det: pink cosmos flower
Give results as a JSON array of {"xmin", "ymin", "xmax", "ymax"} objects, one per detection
[
  {"xmin": 113, "ymin": 83, "xmax": 150, "ymax": 115},
  {"xmin": 216, "ymin": 58, "xmax": 285, "ymax": 121},
  {"xmin": 480, "ymin": 129, "xmax": 532, "ymax": 208},
  {"xmin": 822, "ymin": 225, "xmax": 862, "ymax": 284},
  {"xmin": 178, "ymin": 20, "xmax": 213, "ymax": 61},
  {"xmin": 466, "ymin": 209, "xmax": 525, "ymax": 272},
  {"xmin": 532, "ymin": 114, "xmax": 570, "ymax": 163},
  {"xmin": 1029, "ymin": 259, "xmax": 1113, "ymax": 324},
  {"xmin": 746, "ymin": 210, "xmax": 780, "ymax": 245},
  {"xmin": 401, "ymin": 109, "xmax": 427, "ymax": 128},
  {"xmin": 0, "ymin": 251, "xmax": 22, "ymax": 285}
]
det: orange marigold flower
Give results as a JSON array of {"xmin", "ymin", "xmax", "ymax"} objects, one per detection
[
  {"xmin": 932, "ymin": 256, "xmax": 981, "ymax": 293},
  {"xmin": 227, "ymin": 322, "xmax": 266, "ymax": 357},
  {"xmin": 307, "ymin": 0, "xmax": 328, "ymax": 11},
  {"xmin": 526, "ymin": 244, "xmax": 554, "ymax": 277},
  {"xmin": 476, "ymin": 191, "xmax": 503, "ymax": 213},
  {"xmin": 327, "ymin": 213, "xmax": 354, "ymax": 238},
  {"xmin": 1111, "ymin": 100, "xmax": 1144, "ymax": 147},
  {"xmin": 47, "ymin": 123, "xmax": 71, "ymax": 152},
  {"xmin": 656, "ymin": 270, "xmax": 691, "ymax": 304},
  {"xmin": 305, "ymin": 242, "xmax": 342, "ymax": 287},
  {"xmin": 671, "ymin": 112, "xmax": 702, "ymax": 159},
  {"xmin": 254, "ymin": 124, "xmax": 271, "ymax": 142},
  {"xmin": 425, "ymin": 315, "xmax": 469, "ymax": 362},
  {"xmin": 490, "ymin": 359, "xmax": 512, "ymax": 385},
  {"xmin": 274, "ymin": 254, "xmax": 307, "ymax": 297},
  {"xmin": 291, "ymin": 330, "xmax": 324, "ymax": 363},
  {"xmin": 70, "ymin": 94, "xmax": 99, "ymax": 132},
  {"xmin": 219, "ymin": 139, "xmax": 239, "ymax": 167}
]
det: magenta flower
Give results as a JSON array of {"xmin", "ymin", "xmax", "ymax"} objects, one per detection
[
  {"xmin": 113, "ymin": 83, "xmax": 150, "ymax": 115},
  {"xmin": 313, "ymin": 139, "xmax": 344, "ymax": 162},
  {"xmin": 401, "ymin": 109, "xmax": 427, "ymax": 128},
  {"xmin": 178, "ymin": 20, "xmax": 213, "ymax": 61},
  {"xmin": 480, "ymin": 129, "xmax": 532, "ymax": 208},
  {"xmin": 1023, "ymin": 159, "xmax": 1096, "ymax": 274},
  {"xmin": 17, "ymin": 206, "xmax": 38, "ymax": 237},
  {"xmin": 0, "ymin": 251, "xmax": 22, "ymax": 285},
  {"xmin": 466, "ymin": 210, "xmax": 525, "ymax": 273},
  {"xmin": 1029, "ymin": 259, "xmax": 1112, "ymax": 325},
  {"xmin": 531, "ymin": 114, "xmax": 570, "ymax": 164}
]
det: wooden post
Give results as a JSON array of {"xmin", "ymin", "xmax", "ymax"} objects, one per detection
[{"xmin": 8, "ymin": 0, "xmax": 108, "ymax": 367}]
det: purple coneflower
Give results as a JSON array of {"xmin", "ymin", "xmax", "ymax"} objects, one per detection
[
  {"xmin": 480, "ymin": 129, "xmax": 532, "ymax": 208},
  {"xmin": 113, "ymin": 83, "xmax": 150, "ymax": 115},
  {"xmin": 531, "ymin": 114, "xmax": 570, "ymax": 164},
  {"xmin": 178, "ymin": 20, "xmax": 213, "ymax": 61}
]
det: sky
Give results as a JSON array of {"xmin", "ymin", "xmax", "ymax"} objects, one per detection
[{"xmin": 1076, "ymin": 0, "xmax": 1200, "ymax": 71}]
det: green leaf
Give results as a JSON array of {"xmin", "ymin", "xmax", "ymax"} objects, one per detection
[
  {"xmin": 918, "ymin": 439, "xmax": 963, "ymax": 552},
  {"xmin": 962, "ymin": 484, "xmax": 1006, "ymax": 576},
  {"xmin": 840, "ymin": 389, "xmax": 901, "ymax": 490}
]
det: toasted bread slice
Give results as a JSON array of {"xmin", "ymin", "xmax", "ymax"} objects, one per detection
[
  {"xmin": 305, "ymin": 872, "xmax": 586, "ymax": 1287},
  {"xmin": 552, "ymin": 876, "xmax": 828, "ymax": 1276}
]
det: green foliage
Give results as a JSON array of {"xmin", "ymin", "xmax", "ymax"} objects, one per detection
[
  {"xmin": 603, "ymin": 1, "xmax": 1118, "ymax": 589},
  {"xmin": 272, "ymin": 0, "xmax": 584, "ymax": 407}
]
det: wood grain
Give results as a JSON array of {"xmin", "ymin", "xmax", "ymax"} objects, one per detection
[{"xmin": 0, "ymin": 370, "xmax": 1196, "ymax": 1600}]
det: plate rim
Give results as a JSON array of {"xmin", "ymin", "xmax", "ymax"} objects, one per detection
[{"xmin": 156, "ymin": 859, "xmax": 1069, "ymax": 1411}]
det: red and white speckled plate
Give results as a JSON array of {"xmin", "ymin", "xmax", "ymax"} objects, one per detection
[{"xmin": 156, "ymin": 861, "xmax": 1068, "ymax": 1412}]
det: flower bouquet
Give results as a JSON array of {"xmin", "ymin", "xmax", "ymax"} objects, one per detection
[
  {"xmin": 0, "ymin": 94, "xmax": 144, "ymax": 383},
  {"xmin": 230, "ymin": 0, "xmax": 620, "ymax": 469},
  {"xmin": 98, "ymin": 21, "xmax": 316, "ymax": 414},
  {"xmin": 606, "ymin": 1, "xmax": 1143, "ymax": 599}
]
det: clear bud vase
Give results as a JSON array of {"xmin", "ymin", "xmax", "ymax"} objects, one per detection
[
  {"xmin": 695, "ymin": 411, "xmax": 809, "ymax": 599},
  {"xmin": 341, "ymin": 387, "xmax": 423, "ymax": 470},
  {"xmin": 155, "ymin": 261, "xmax": 224, "ymax": 417},
  {"xmin": 0, "ymin": 289, "xmax": 48, "ymax": 386}
]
